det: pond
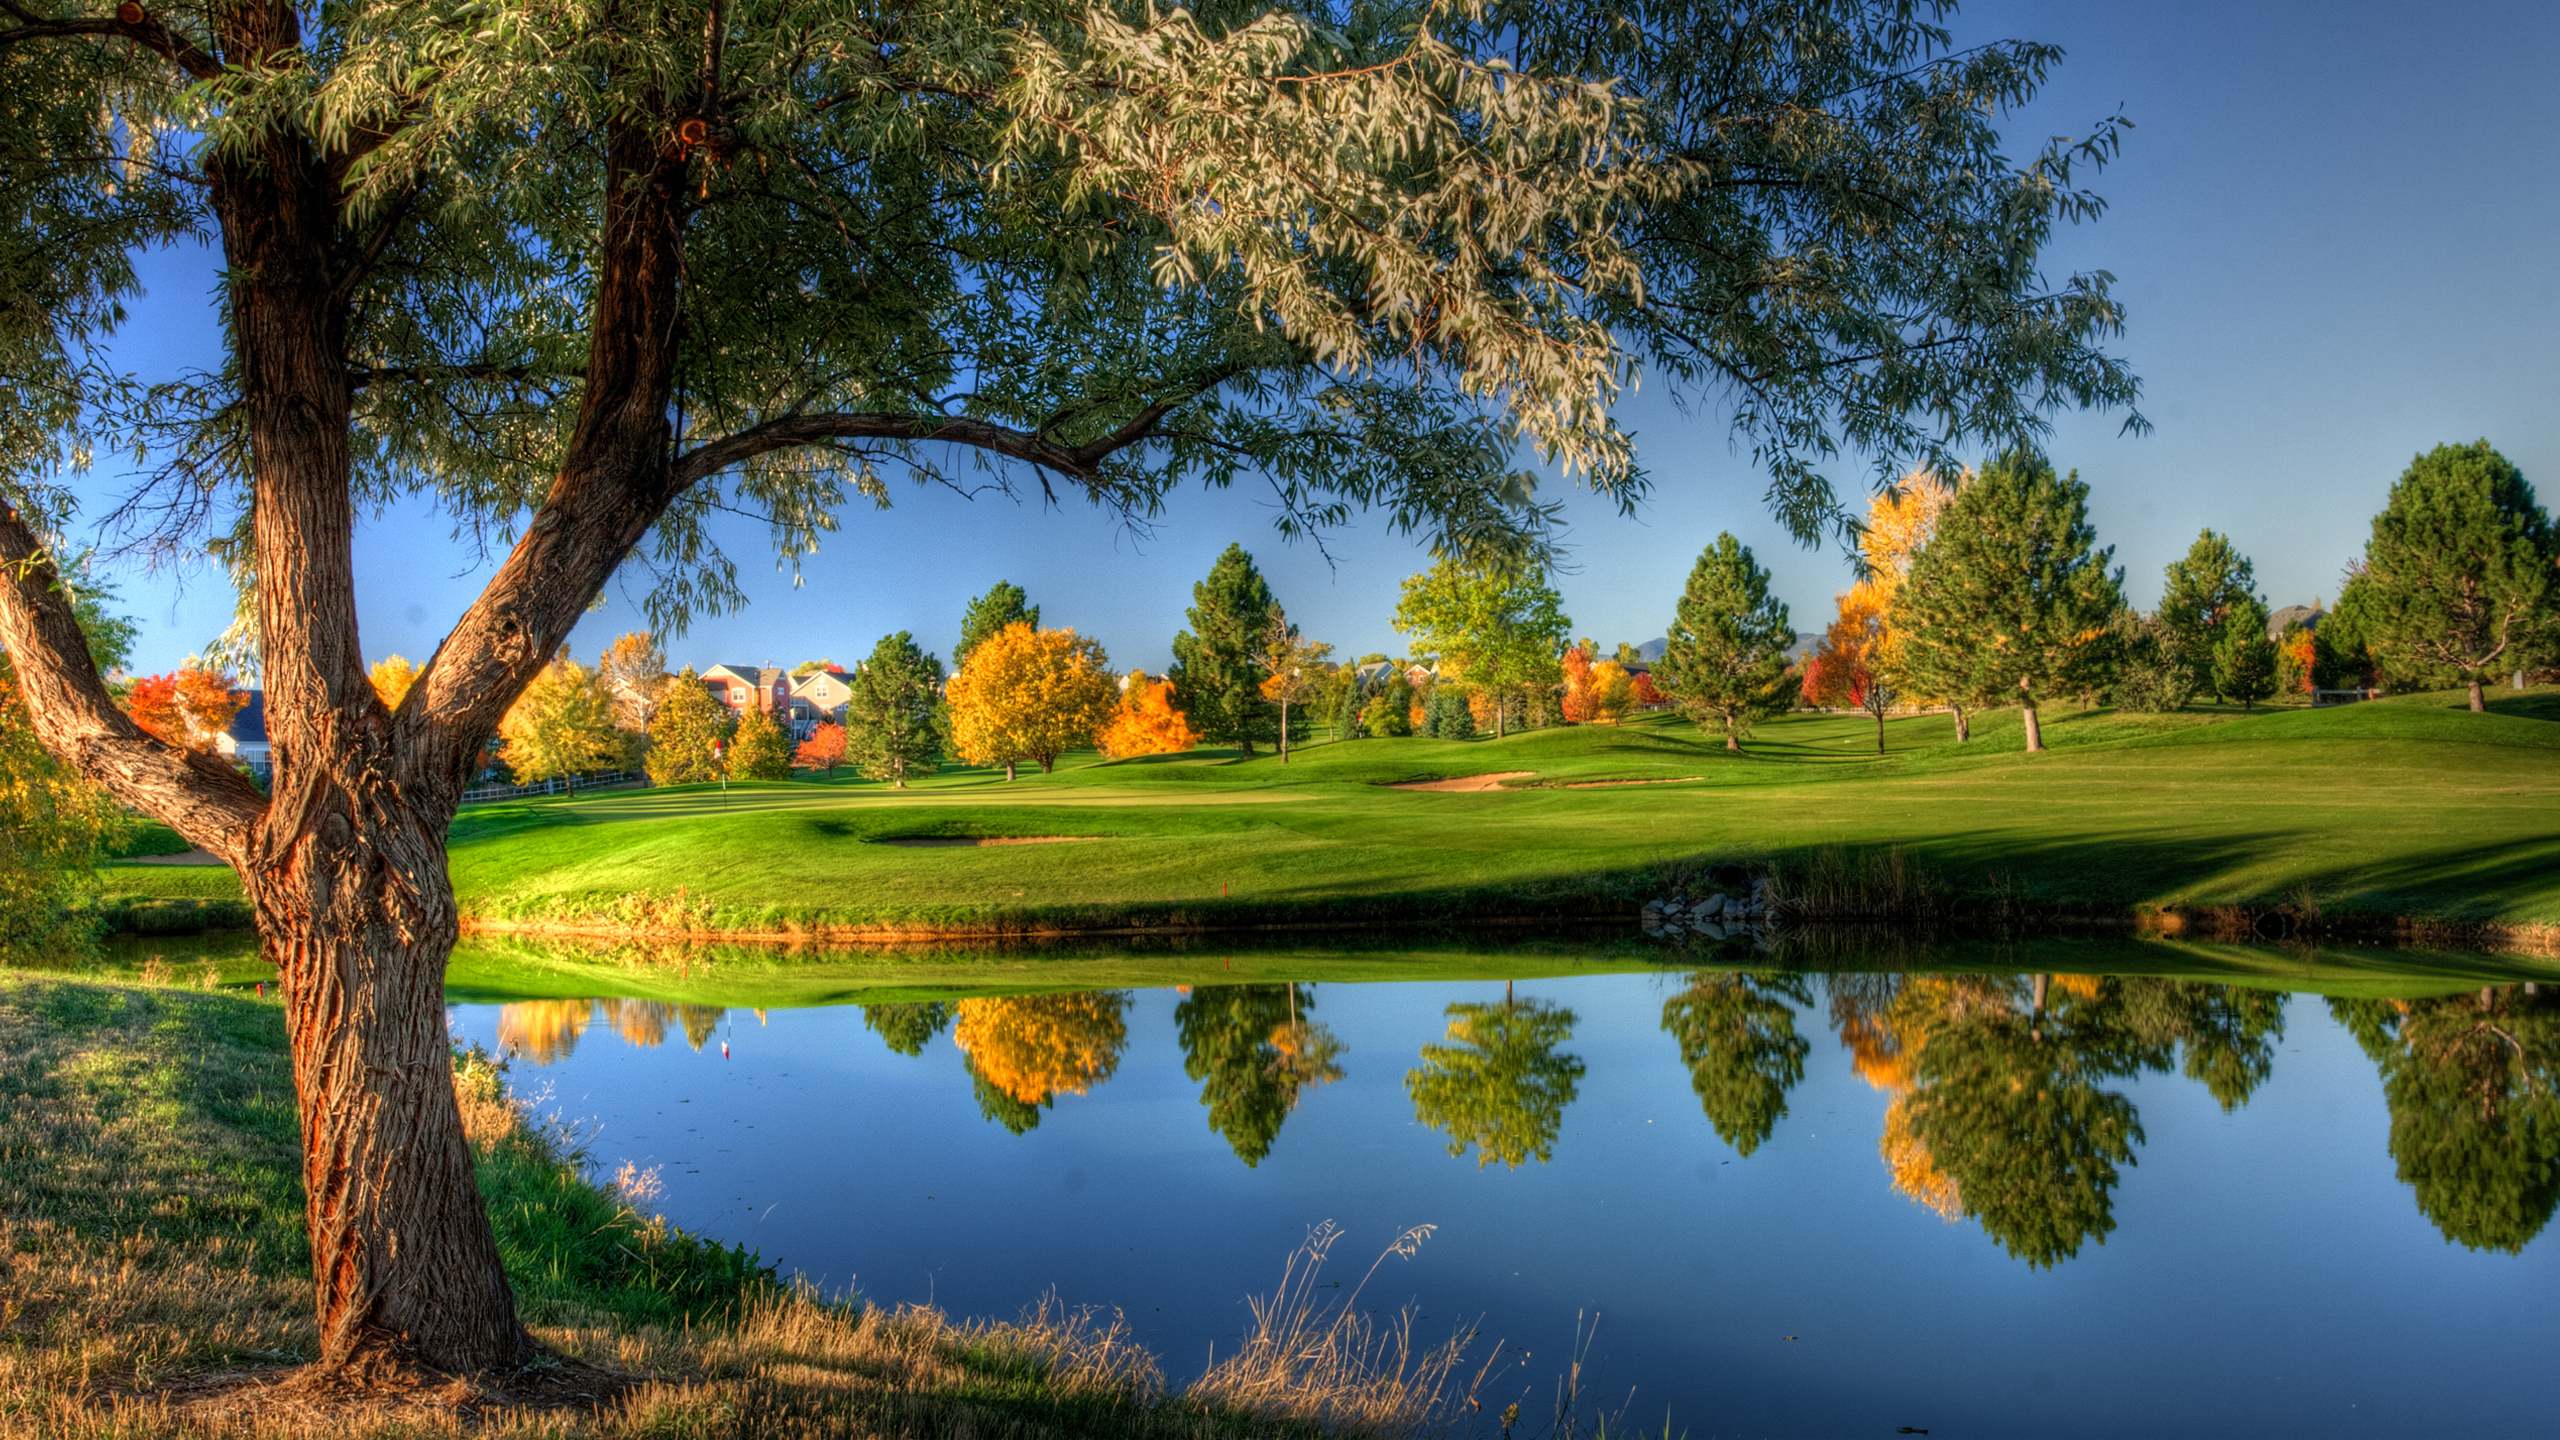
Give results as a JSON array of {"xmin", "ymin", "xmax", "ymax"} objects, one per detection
[{"xmin": 435, "ymin": 932, "xmax": 2560, "ymax": 1439}]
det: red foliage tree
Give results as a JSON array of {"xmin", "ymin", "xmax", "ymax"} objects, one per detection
[
  {"xmin": 794, "ymin": 721, "xmax": 848, "ymax": 774},
  {"xmin": 123, "ymin": 666, "xmax": 248, "ymax": 752}
]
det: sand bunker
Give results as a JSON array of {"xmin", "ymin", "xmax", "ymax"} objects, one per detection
[
  {"xmin": 873, "ymin": 835, "xmax": 1101, "ymax": 848},
  {"xmin": 1386, "ymin": 771, "xmax": 1536, "ymax": 792}
]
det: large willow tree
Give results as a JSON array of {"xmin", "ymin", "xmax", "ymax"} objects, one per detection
[{"xmin": 0, "ymin": 0, "xmax": 2140, "ymax": 1385}]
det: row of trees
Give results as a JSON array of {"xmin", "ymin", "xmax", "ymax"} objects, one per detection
[
  {"xmin": 1737, "ymin": 438, "xmax": 2559, "ymax": 757},
  {"xmin": 494, "ymin": 973, "xmax": 2559, "ymax": 1259}
]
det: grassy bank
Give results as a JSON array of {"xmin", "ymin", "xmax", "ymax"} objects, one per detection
[
  {"xmin": 91, "ymin": 687, "xmax": 2560, "ymax": 938},
  {"xmin": 0, "ymin": 972, "xmax": 1463, "ymax": 1437}
]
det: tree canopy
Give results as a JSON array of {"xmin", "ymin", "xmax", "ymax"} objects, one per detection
[
  {"xmin": 842, "ymin": 631, "xmax": 945, "ymax": 787},
  {"xmin": 2336, "ymin": 442, "xmax": 2556, "ymax": 711},
  {"xmin": 1890, "ymin": 451, "xmax": 2122, "ymax": 751},
  {"xmin": 1169, "ymin": 545, "xmax": 1277, "ymax": 754},
  {"xmin": 957, "ymin": 584, "xmax": 1041, "ymax": 673},
  {"xmin": 1392, "ymin": 559, "xmax": 1572, "ymax": 738},
  {"xmin": 945, "ymin": 622, "xmax": 1117, "ymax": 776}
]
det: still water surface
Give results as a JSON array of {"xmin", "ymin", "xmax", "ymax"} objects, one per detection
[{"xmin": 446, "ymin": 943, "xmax": 2560, "ymax": 1438}]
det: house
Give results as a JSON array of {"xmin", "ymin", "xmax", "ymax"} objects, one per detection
[
  {"xmin": 700, "ymin": 664, "xmax": 792, "ymax": 721},
  {"xmin": 212, "ymin": 690, "xmax": 270, "ymax": 771},
  {"xmin": 2267, "ymin": 604, "xmax": 2324, "ymax": 641},
  {"xmin": 789, "ymin": 668, "xmax": 857, "ymax": 735}
]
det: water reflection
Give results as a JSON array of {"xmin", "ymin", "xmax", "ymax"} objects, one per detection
[
  {"xmin": 952, "ymin": 993, "xmax": 1133, "ymax": 1133},
  {"xmin": 2332, "ymin": 986, "xmax": 2560, "ymax": 1252},
  {"xmin": 1175, "ymin": 984, "xmax": 1345, "ymax": 1166},
  {"xmin": 1405, "ymin": 984, "xmax": 1584, "ymax": 1169},
  {"xmin": 496, "ymin": 996, "xmax": 735, "ymax": 1061},
  {"xmin": 483, "ymin": 968, "xmax": 2560, "ymax": 1262}
]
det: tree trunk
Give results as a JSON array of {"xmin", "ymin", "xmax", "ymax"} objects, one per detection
[
  {"xmin": 1724, "ymin": 714, "xmax": 1739, "ymax": 752},
  {"xmin": 1279, "ymin": 701, "xmax": 1290, "ymax": 762},
  {"xmin": 2021, "ymin": 691, "xmax": 2045, "ymax": 753},
  {"xmin": 1872, "ymin": 706, "xmax": 1886, "ymax": 754},
  {"xmin": 1951, "ymin": 704, "xmax": 1969, "ymax": 742},
  {"xmin": 262, "ymin": 808, "xmax": 531, "ymax": 1379},
  {"xmin": 1006, "ymin": 760, "xmax": 1017, "ymax": 782},
  {"xmin": 2470, "ymin": 678, "xmax": 2486, "ymax": 712}
]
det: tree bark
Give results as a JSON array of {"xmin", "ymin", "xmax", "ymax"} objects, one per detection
[
  {"xmin": 2021, "ymin": 695, "xmax": 2044, "ymax": 752},
  {"xmin": 2470, "ymin": 678, "xmax": 2486, "ymax": 712},
  {"xmin": 1951, "ymin": 704, "xmax": 1969, "ymax": 743},
  {"xmin": 1724, "ymin": 714, "xmax": 1739, "ymax": 752}
]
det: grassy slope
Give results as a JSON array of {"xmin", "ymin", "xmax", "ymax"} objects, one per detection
[{"xmin": 93, "ymin": 687, "xmax": 2560, "ymax": 928}]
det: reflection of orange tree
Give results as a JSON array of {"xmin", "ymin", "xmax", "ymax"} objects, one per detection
[
  {"xmin": 953, "ymin": 992, "xmax": 1132, "ymax": 1133},
  {"xmin": 1902, "ymin": 974, "xmax": 2149, "ymax": 1269}
]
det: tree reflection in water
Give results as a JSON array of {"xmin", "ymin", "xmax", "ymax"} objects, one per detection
[
  {"xmin": 1175, "ymin": 984, "xmax": 1345, "ymax": 1166},
  {"xmin": 497, "ymin": 997, "xmax": 732, "ymax": 1062},
  {"xmin": 488, "ymin": 968, "xmax": 2560, "ymax": 1261},
  {"xmin": 2331, "ymin": 985, "xmax": 2560, "ymax": 1253},
  {"xmin": 1660, "ymin": 973, "xmax": 1813, "ymax": 1156},
  {"xmin": 1406, "ymin": 985, "xmax": 1584, "ymax": 1169},
  {"xmin": 951, "ymin": 993, "xmax": 1133, "ymax": 1134},
  {"xmin": 1825, "ymin": 973, "xmax": 2286, "ymax": 1268}
]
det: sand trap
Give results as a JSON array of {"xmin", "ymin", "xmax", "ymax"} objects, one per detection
[
  {"xmin": 1563, "ymin": 775, "xmax": 1705, "ymax": 788},
  {"xmin": 124, "ymin": 848, "xmax": 226, "ymax": 865},
  {"xmin": 1386, "ymin": 771, "xmax": 1536, "ymax": 792},
  {"xmin": 873, "ymin": 835, "xmax": 1101, "ymax": 848}
]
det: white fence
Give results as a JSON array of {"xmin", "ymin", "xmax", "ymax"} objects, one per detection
[{"xmin": 459, "ymin": 769, "xmax": 647, "ymax": 804}]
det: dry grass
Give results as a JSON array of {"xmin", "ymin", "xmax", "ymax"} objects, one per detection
[{"xmin": 1, "ymin": 971, "xmax": 1473, "ymax": 1440}]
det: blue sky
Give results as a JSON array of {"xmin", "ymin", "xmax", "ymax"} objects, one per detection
[{"xmin": 86, "ymin": 0, "xmax": 2560, "ymax": 679}]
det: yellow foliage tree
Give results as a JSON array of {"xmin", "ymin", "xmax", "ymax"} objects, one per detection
[
  {"xmin": 1098, "ymin": 673, "xmax": 1200, "ymax": 758},
  {"xmin": 498, "ymin": 659, "xmax": 621, "ymax": 793},
  {"xmin": 945, "ymin": 623, "xmax": 1118, "ymax": 779},
  {"xmin": 952, "ymin": 993, "xmax": 1132, "ymax": 1106},
  {"xmin": 369, "ymin": 654, "xmax": 422, "ymax": 710},
  {"xmin": 1855, "ymin": 468, "xmax": 1957, "ymax": 696}
]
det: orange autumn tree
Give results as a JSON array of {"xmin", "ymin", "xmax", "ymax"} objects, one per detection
[
  {"xmin": 123, "ymin": 663, "xmax": 248, "ymax": 752},
  {"xmin": 1802, "ymin": 591, "xmax": 1894, "ymax": 752},
  {"xmin": 1852, "ymin": 468, "xmax": 1958, "ymax": 728},
  {"xmin": 945, "ymin": 622, "xmax": 1119, "ymax": 780},
  {"xmin": 794, "ymin": 721, "xmax": 848, "ymax": 774},
  {"xmin": 1098, "ymin": 673, "xmax": 1200, "ymax": 758},
  {"xmin": 1558, "ymin": 641, "xmax": 1598, "ymax": 722},
  {"xmin": 953, "ymin": 992, "xmax": 1133, "ymax": 1106}
]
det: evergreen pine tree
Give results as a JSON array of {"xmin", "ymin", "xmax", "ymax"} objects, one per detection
[
  {"xmin": 844, "ymin": 631, "xmax": 947, "ymax": 787},
  {"xmin": 2346, "ymin": 441, "xmax": 2558, "ymax": 711},
  {"xmin": 1168, "ymin": 544, "xmax": 1278, "ymax": 754},
  {"xmin": 2211, "ymin": 599, "xmax": 2278, "ymax": 711},
  {"xmin": 1653, "ymin": 533, "xmax": 1795, "ymax": 751},
  {"xmin": 956, "ymin": 582, "xmax": 1039, "ymax": 672},
  {"xmin": 2159, "ymin": 531, "xmax": 2259, "ymax": 701},
  {"xmin": 1891, "ymin": 451, "xmax": 2124, "ymax": 753},
  {"xmin": 2106, "ymin": 610, "xmax": 2198, "ymax": 714},
  {"xmin": 644, "ymin": 669, "xmax": 732, "ymax": 785},
  {"xmin": 1426, "ymin": 684, "xmax": 1478, "ymax": 739}
]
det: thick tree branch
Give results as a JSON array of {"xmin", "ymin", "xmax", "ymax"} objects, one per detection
[
  {"xmin": 0, "ymin": 501, "xmax": 266, "ymax": 863},
  {"xmin": 0, "ymin": 8, "xmax": 223, "ymax": 80}
]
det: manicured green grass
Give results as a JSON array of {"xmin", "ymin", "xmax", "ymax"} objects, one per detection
[{"xmin": 92, "ymin": 686, "xmax": 2560, "ymax": 930}]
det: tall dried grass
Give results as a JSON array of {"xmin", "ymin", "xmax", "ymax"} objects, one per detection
[{"xmin": 1187, "ymin": 1221, "xmax": 1479, "ymax": 1438}]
